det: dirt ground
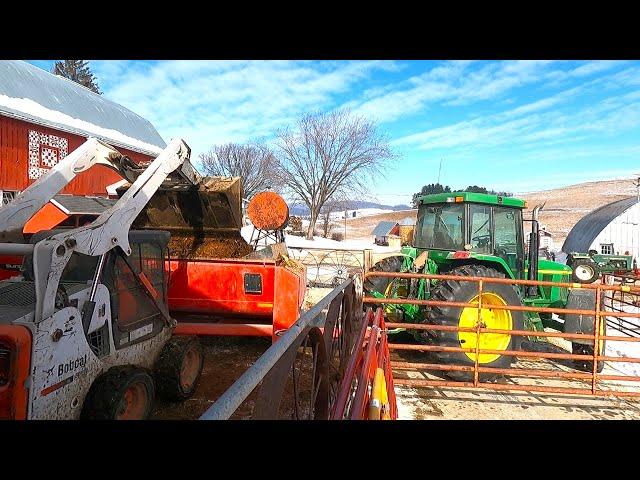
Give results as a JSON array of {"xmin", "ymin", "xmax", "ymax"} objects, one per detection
[
  {"xmin": 391, "ymin": 347, "xmax": 640, "ymax": 420},
  {"xmin": 151, "ymin": 336, "xmax": 271, "ymax": 420}
]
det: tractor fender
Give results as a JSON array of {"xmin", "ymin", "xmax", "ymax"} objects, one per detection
[{"xmin": 563, "ymin": 289, "xmax": 602, "ymax": 345}]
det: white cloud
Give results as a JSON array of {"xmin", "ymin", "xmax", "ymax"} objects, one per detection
[
  {"xmin": 92, "ymin": 60, "xmax": 399, "ymax": 157},
  {"xmin": 346, "ymin": 61, "xmax": 631, "ymax": 125},
  {"xmin": 392, "ymin": 85, "xmax": 640, "ymax": 153}
]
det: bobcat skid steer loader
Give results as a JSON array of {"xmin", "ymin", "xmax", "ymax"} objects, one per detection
[{"xmin": 0, "ymin": 138, "xmax": 205, "ymax": 419}]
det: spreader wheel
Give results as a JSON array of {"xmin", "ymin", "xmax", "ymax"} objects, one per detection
[
  {"xmin": 81, "ymin": 366, "xmax": 155, "ymax": 420},
  {"xmin": 154, "ymin": 336, "xmax": 204, "ymax": 401}
]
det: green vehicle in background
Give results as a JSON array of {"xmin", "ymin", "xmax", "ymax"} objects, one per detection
[
  {"xmin": 566, "ymin": 250, "xmax": 634, "ymax": 284},
  {"xmin": 365, "ymin": 191, "xmax": 605, "ymax": 380}
]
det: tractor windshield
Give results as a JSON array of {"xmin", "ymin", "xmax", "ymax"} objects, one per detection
[{"xmin": 415, "ymin": 204, "xmax": 464, "ymax": 250}]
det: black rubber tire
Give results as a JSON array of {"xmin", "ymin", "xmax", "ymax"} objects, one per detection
[
  {"xmin": 81, "ymin": 366, "xmax": 155, "ymax": 420},
  {"xmin": 363, "ymin": 255, "xmax": 405, "ymax": 296},
  {"xmin": 154, "ymin": 336, "xmax": 204, "ymax": 401},
  {"xmin": 570, "ymin": 258, "xmax": 599, "ymax": 284},
  {"xmin": 420, "ymin": 264, "xmax": 525, "ymax": 382},
  {"xmin": 571, "ymin": 343, "xmax": 605, "ymax": 373}
]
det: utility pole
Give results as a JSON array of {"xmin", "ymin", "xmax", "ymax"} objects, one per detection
[
  {"xmin": 437, "ymin": 158, "xmax": 443, "ymax": 185},
  {"xmin": 633, "ymin": 174, "xmax": 640, "ymax": 204},
  {"xmin": 344, "ymin": 208, "xmax": 347, "ymax": 240}
]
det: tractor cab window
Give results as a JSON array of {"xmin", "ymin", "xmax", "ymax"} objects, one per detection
[
  {"xmin": 415, "ymin": 204, "xmax": 464, "ymax": 250},
  {"xmin": 493, "ymin": 206, "xmax": 523, "ymax": 275},
  {"xmin": 469, "ymin": 204, "xmax": 492, "ymax": 254},
  {"xmin": 600, "ymin": 244, "xmax": 614, "ymax": 255}
]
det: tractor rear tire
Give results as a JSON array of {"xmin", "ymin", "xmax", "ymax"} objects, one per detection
[
  {"xmin": 81, "ymin": 366, "xmax": 155, "ymax": 420},
  {"xmin": 363, "ymin": 255, "xmax": 405, "ymax": 297},
  {"xmin": 570, "ymin": 258, "xmax": 599, "ymax": 284},
  {"xmin": 154, "ymin": 336, "xmax": 204, "ymax": 401},
  {"xmin": 421, "ymin": 264, "xmax": 525, "ymax": 382}
]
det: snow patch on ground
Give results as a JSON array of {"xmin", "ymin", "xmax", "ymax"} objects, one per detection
[
  {"xmin": 241, "ymin": 224, "xmax": 398, "ymax": 252},
  {"xmin": 0, "ymin": 94, "xmax": 164, "ymax": 155},
  {"xmin": 605, "ymin": 306, "xmax": 640, "ymax": 377}
]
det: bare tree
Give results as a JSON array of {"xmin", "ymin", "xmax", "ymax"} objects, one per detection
[
  {"xmin": 275, "ymin": 109, "xmax": 395, "ymax": 240},
  {"xmin": 199, "ymin": 142, "xmax": 281, "ymax": 199}
]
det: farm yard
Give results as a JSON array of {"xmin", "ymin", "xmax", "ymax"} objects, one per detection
[{"xmin": 2, "ymin": 59, "xmax": 640, "ymax": 421}]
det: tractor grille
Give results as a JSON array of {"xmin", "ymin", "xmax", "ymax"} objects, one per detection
[{"xmin": 0, "ymin": 282, "xmax": 36, "ymax": 307}]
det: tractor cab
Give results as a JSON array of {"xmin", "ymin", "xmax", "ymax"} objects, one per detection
[
  {"xmin": 412, "ymin": 192, "xmax": 571, "ymax": 302},
  {"xmin": 414, "ymin": 192, "xmax": 526, "ymax": 280}
]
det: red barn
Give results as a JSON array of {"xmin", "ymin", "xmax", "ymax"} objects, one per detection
[{"xmin": 0, "ymin": 60, "xmax": 166, "ymax": 204}]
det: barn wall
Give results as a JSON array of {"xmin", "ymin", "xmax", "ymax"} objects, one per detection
[
  {"xmin": 591, "ymin": 202, "xmax": 640, "ymax": 259},
  {"xmin": 0, "ymin": 114, "xmax": 154, "ymax": 197}
]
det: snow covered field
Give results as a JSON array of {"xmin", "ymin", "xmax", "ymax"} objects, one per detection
[{"xmin": 241, "ymin": 224, "xmax": 397, "ymax": 253}]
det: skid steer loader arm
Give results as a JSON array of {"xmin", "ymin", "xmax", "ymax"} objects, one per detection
[
  {"xmin": 0, "ymin": 138, "xmax": 129, "ymax": 243},
  {"xmin": 30, "ymin": 138, "xmax": 192, "ymax": 322}
]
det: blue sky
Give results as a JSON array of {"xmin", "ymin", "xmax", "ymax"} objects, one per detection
[{"xmin": 28, "ymin": 60, "xmax": 640, "ymax": 205}]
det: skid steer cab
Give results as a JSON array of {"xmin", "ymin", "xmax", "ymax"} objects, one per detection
[{"xmin": 0, "ymin": 229, "xmax": 203, "ymax": 420}]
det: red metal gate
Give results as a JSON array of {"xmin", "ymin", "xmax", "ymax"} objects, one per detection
[{"xmin": 364, "ymin": 271, "xmax": 640, "ymax": 398}]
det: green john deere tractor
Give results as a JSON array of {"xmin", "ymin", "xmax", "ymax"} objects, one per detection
[{"xmin": 365, "ymin": 191, "xmax": 605, "ymax": 379}]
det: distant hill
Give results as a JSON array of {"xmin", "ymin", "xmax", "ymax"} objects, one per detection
[
  {"xmin": 289, "ymin": 201, "xmax": 411, "ymax": 217},
  {"xmin": 334, "ymin": 178, "xmax": 638, "ymax": 249}
]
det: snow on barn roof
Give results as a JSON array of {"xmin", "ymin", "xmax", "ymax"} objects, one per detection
[
  {"xmin": 0, "ymin": 61, "xmax": 165, "ymax": 156},
  {"xmin": 371, "ymin": 221, "xmax": 398, "ymax": 236},
  {"xmin": 562, "ymin": 196, "xmax": 638, "ymax": 253}
]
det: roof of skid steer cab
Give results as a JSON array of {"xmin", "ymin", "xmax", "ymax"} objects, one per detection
[{"xmin": 418, "ymin": 192, "xmax": 527, "ymax": 208}]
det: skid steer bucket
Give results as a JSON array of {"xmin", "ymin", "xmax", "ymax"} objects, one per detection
[{"xmin": 117, "ymin": 175, "xmax": 253, "ymax": 259}]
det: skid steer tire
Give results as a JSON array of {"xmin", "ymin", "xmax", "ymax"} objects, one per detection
[
  {"xmin": 420, "ymin": 264, "xmax": 525, "ymax": 382},
  {"xmin": 81, "ymin": 366, "xmax": 155, "ymax": 420},
  {"xmin": 154, "ymin": 336, "xmax": 204, "ymax": 401},
  {"xmin": 363, "ymin": 255, "xmax": 405, "ymax": 297},
  {"xmin": 570, "ymin": 258, "xmax": 599, "ymax": 284}
]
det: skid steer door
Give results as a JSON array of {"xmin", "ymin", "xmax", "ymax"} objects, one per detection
[{"xmin": 103, "ymin": 231, "xmax": 171, "ymax": 350}]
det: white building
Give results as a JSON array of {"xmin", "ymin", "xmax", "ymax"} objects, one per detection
[
  {"xmin": 539, "ymin": 225, "xmax": 554, "ymax": 251},
  {"xmin": 562, "ymin": 196, "xmax": 640, "ymax": 258}
]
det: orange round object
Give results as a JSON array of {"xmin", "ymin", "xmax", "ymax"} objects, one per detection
[{"xmin": 247, "ymin": 191, "xmax": 289, "ymax": 230}]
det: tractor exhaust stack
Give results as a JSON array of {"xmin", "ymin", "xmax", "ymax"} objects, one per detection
[{"xmin": 527, "ymin": 203, "xmax": 544, "ymax": 297}]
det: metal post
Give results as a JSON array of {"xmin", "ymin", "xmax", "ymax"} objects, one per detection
[
  {"xmin": 592, "ymin": 285, "xmax": 602, "ymax": 394},
  {"xmin": 474, "ymin": 279, "xmax": 483, "ymax": 387},
  {"xmin": 88, "ymin": 253, "xmax": 107, "ymax": 302}
]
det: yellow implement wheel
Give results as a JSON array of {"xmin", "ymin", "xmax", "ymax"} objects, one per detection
[{"xmin": 458, "ymin": 292, "xmax": 513, "ymax": 364}]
